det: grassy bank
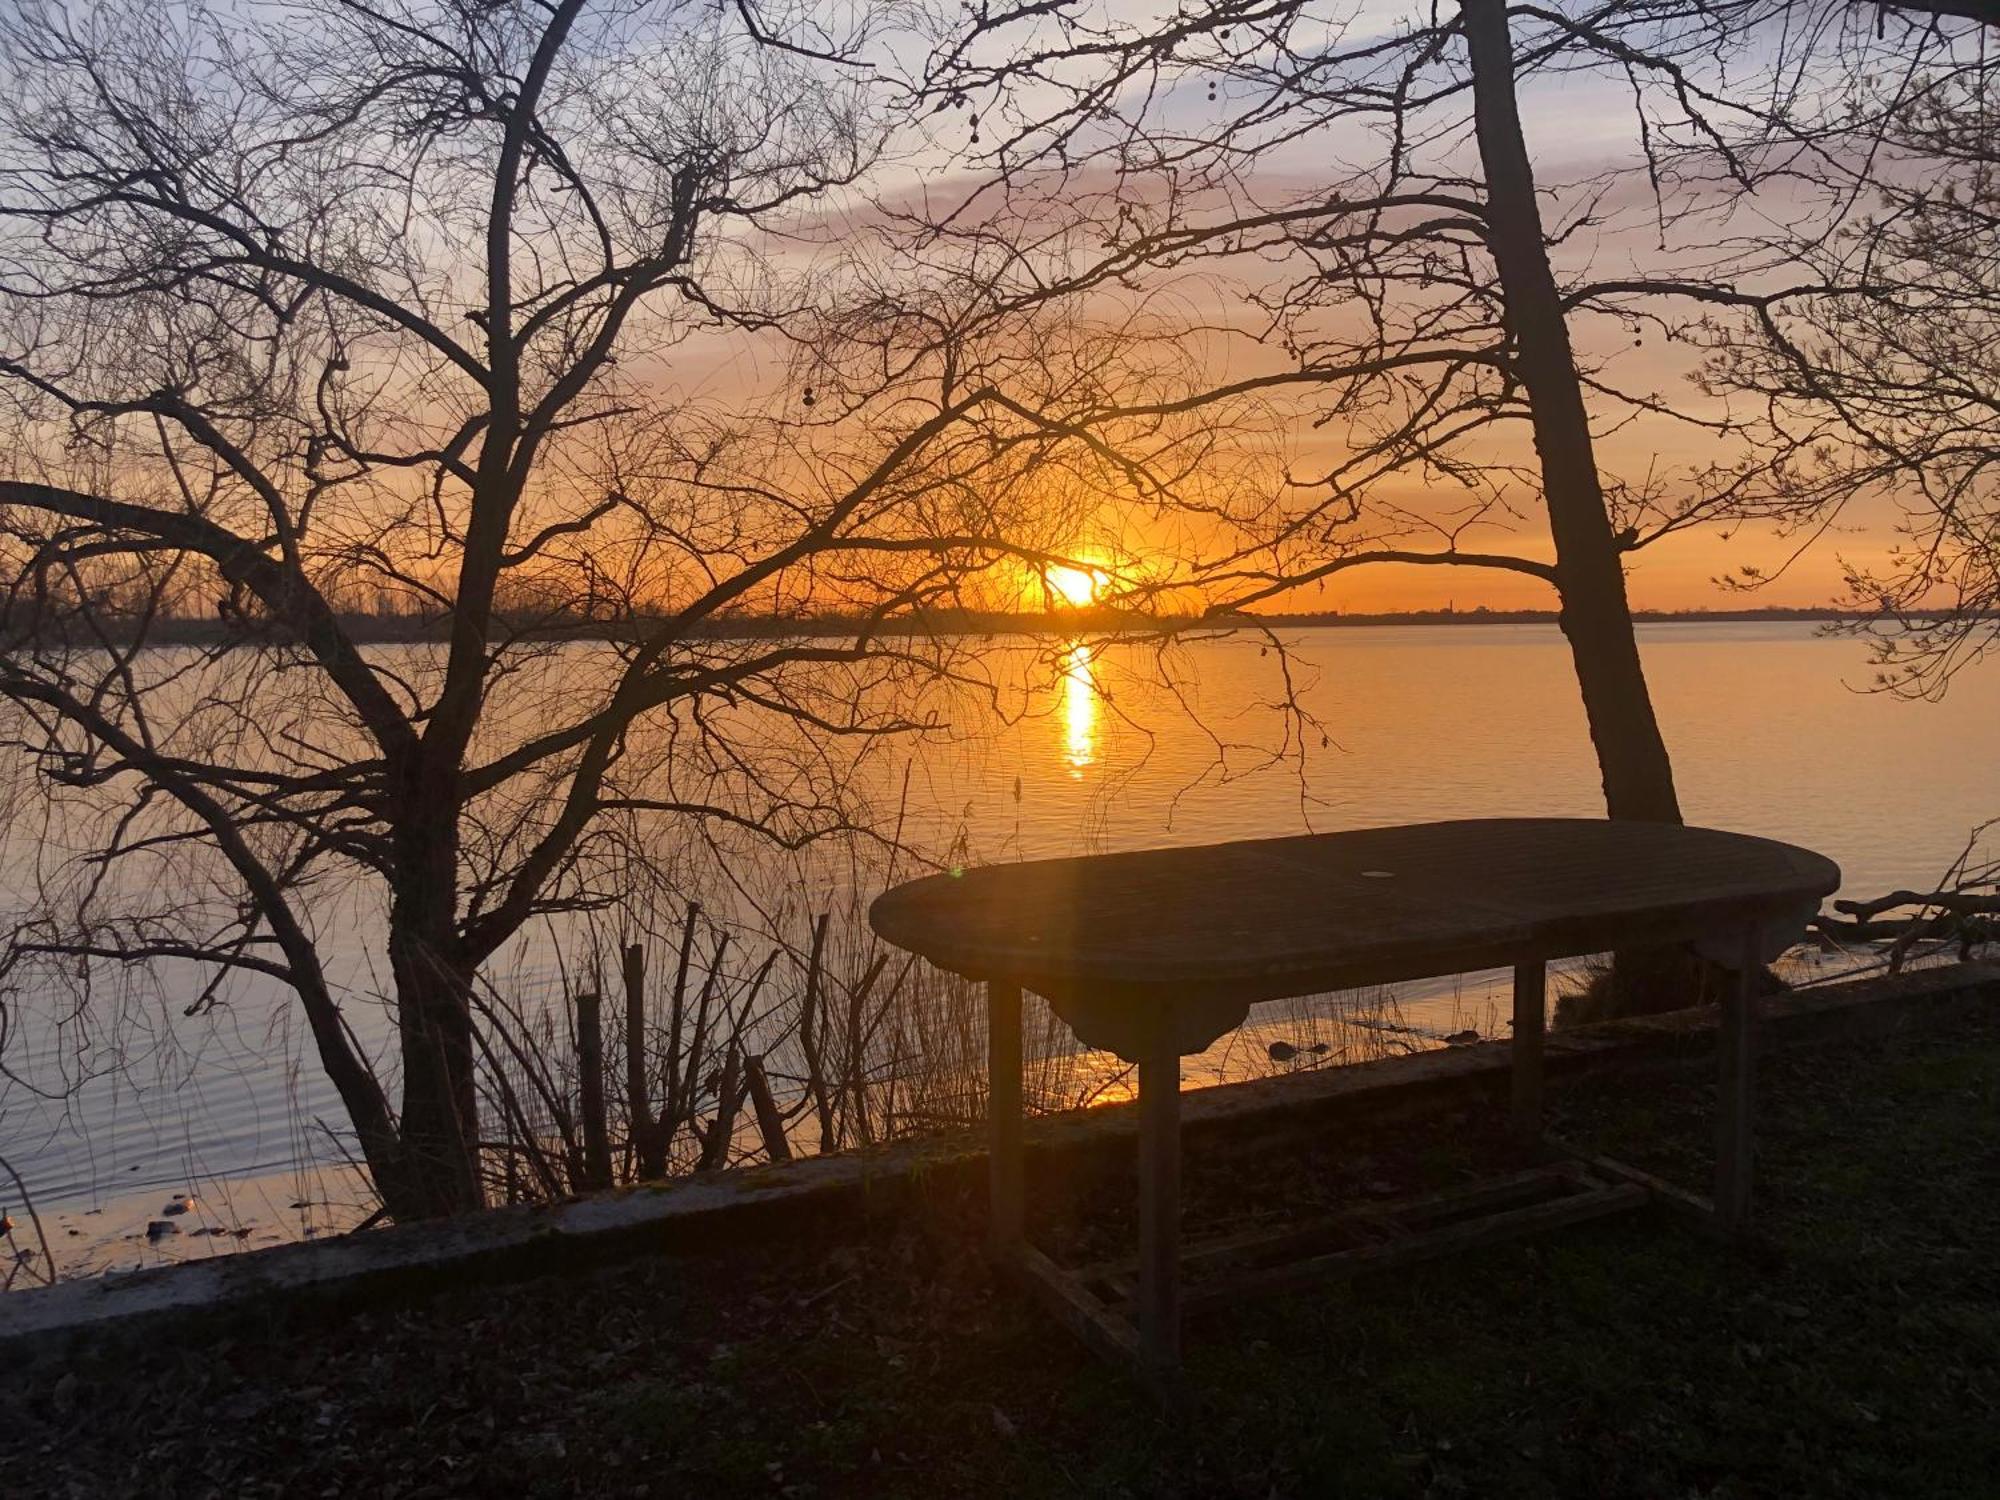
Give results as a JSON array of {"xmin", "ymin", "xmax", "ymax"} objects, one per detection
[{"xmin": 7, "ymin": 999, "xmax": 1996, "ymax": 1498}]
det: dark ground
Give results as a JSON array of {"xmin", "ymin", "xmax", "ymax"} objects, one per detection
[{"xmin": 7, "ymin": 999, "xmax": 1997, "ymax": 1499}]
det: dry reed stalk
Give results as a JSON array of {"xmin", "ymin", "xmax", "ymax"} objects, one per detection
[
  {"xmin": 679, "ymin": 931, "xmax": 731, "ymax": 1136},
  {"xmin": 839, "ymin": 953, "xmax": 890, "ymax": 1146},
  {"xmin": 798, "ymin": 912, "xmax": 835, "ymax": 1152},
  {"xmin": 467, "ymin": 992, "xmax": 567, "ymax": 1202},
  {"xmin": 660, "ymin": 902, "xmax": 700, "ymax": 1152}
]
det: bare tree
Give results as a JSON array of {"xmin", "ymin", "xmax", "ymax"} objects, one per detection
[
  {"xmin": 1696, "ymin": 10, "xmax": 2000, "ymax": 695},
  {"xmin": 0, "ymin": 0, "xmax": 1193, "ymax": 1219},
  {"xmin": 905, "ymin": 0, "xmax": 1946, "ymax": 829}
]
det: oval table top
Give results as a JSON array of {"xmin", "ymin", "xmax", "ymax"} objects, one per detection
[{"xmin": 868, "ymin": 819, "xmax": 1841, "ymax": 1058}]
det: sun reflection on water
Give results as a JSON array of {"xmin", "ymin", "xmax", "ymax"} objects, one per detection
[{"xmin": 1060, "ymin": 640, "xmax": 1099, "ymax": 777}]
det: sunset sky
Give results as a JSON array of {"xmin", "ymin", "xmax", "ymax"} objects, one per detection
[{"xmin": 741, "ymin": 0, "xmax": 1918, "ymax": 617}]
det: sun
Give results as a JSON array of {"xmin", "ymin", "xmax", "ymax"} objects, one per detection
[{"xmin": 1043, "ymin": 562, "xmax": 1104, "ymax": 609}]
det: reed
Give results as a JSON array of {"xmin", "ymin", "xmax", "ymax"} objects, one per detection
[{"xmin": 469, "ymin": 892, "xmax": 1433, "ymax": 1207}]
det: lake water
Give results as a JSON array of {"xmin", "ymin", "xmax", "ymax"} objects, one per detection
[{"xmin": 4, "ymin": 621, "xmax": 1995, "ymax": 1269}]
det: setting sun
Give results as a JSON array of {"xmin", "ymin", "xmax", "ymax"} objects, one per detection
[{"xmin": 1043, "ymin": 562, "xmax": 1105, "ymax": 609}]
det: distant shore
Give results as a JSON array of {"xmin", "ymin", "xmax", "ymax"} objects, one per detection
[
  {"xmin": 1204, "ymin": 606, "xmax": 1882, "ymax": 628},
  {"xmin": 14, "ymin": 603, "xmax": 1947, "ymax": 650}
]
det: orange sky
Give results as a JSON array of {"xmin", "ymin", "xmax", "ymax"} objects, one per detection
[
  {"xmin": 667, "ymin": 8, "xmax": 1913, "ymax": 620},
  {"xmin": 1316, "ymin": 535, "xmax": 1864, "ymax": 614}
]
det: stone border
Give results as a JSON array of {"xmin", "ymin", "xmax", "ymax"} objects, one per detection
[{"xmin": 4, "ymin": 959, "xmax": 1993, "ymax": 1356}]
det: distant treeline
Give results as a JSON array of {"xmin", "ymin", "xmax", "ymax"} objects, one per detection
[
  {"xmin": 8, "ymin": 601, "xmax": 1981, "ymax": 649},
  {"xmin": 1248, "ymin": 606, "xmax": 1903, "ymax": 627}
]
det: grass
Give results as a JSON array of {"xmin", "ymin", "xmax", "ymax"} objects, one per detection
[{"xmin": 6, "ymin": 1000, "xmax": 1996, "ymax": 1498}]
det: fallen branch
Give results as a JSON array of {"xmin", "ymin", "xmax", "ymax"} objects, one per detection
[
  {"xmin": 1832, "ymin": 889, "xmax": 2000, "ymax": 921},
  {"xmin": 1810, "ymin": 903, "xmax": 1997, "ymax": 971}
]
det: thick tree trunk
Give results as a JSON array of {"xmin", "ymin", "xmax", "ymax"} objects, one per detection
[
  {"xmin": 388, "ymin": 930, "xmax": 484, "ymax": 1217},
  {"xmin": 384, "ymin": 778, "xmax": 485, "ymax": 1219},
  {"xmin": 1462, "ymin": 0, "xmax": 1683, "ymax": 825}
]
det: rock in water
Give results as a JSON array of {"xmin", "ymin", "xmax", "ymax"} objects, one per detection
[
  {"xmin": 145, "ymin": 1219, "xmax": 180, "ymax": 1241},
  {"xmin": 163, "ymin": 1194, "xmax": 196, "ymax": 1216},
  {"xmin": 1267, "ymin": 1040, "xmax": 1298, "ymax": 1063}
]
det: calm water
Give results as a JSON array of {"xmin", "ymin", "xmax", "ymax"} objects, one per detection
[
  {"xmin": 4, "ymin": 621, "xmax": 1995, "ymax": 1249},
  {"xmin": 926, "ymin": 621, "xmax": 1996, "ymax": 893}
]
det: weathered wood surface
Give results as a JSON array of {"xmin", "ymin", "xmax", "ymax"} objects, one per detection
[
  {"xmin": 1177, "ymin": 1178, "xmax": 1651, "ymax": 1311},
  {"xmin": 871, "ymin": 819, "xmax": 1838, "ymax": 1058}
]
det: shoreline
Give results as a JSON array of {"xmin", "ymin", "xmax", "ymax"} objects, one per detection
[
  {"xmin": 19, "ymin": 1163, "xmax": 375, "ymax": 1286},
  {"xmin": 9, "ymin": 606, "xmax": 1934, "ymax": 651}
]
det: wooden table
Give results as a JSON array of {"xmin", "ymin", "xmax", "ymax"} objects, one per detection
[{"xmin": 868, "ymin": 818, "xmax": 1840, "ymax": 1381}]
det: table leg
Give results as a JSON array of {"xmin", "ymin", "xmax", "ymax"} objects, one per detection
[
  {"xmin": 1511, "ymin": 959, "xmax": 1547, "ymax": 1147},
  {"xmin": 1137, "ymin": 1021, "xmax": 1183, "ymax": 1373},
  {"xmin": 1715, "ymin": 926, "xmax": 1759, "ymax": 1238},
  {"xmin": 988, "ymin": 979, "xmax": 1024, "ymax": 1259}
]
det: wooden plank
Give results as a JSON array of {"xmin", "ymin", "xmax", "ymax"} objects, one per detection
[
  {"xmin": 1382, "ymin": 1162, "xmax": 1579, "ymax": 1231},
  {"xmin": 1182, "ymin": 1181, "xmax": 1649, "ymax": 1311},
  {"xmin": 1715, "ymin": 925, "xmax": 1759, "ymax": 1238},
  {"xmin": 1136, "ymin": 1023, "xmax": 1182, "ymax": 1372},
  {"xmin": 988, "ymin": 980, "xmax": 1024, "ymax": 1257},
  {"xmin": 1170, "ymin": 1208, "xmax": 1390, "ymax": 1277},
  {"xmin": 1096, "ymin": 1270, "xmax": 1137, "ymax": 1306},
  {"xmin": 1084, "ymin": 1164, "xmax": 1580, "ymax": 1292},
  {"xmin": 1511, "ymin": 959, "xmax": 1547, "ymax": 1147},
  {"xmin": 1540, "ymin": 1132, "xmax": 1720, "ymax": 1232},
  {"xmin": 1015, "ymin": 1244, "xmax": 1144, "ymax": 1367}
]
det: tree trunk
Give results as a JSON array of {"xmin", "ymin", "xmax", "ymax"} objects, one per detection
[
  {"xmin": 389, "ymin": 947, "xmax": 484, "ymax": 1216},
  {"xmin": 385, "ymin": 784, "xmax": 485, "ymax": 1218},
  {"xmin": 1462, "ymin": 0, "xmax": 1683, "ymax": 826}
]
